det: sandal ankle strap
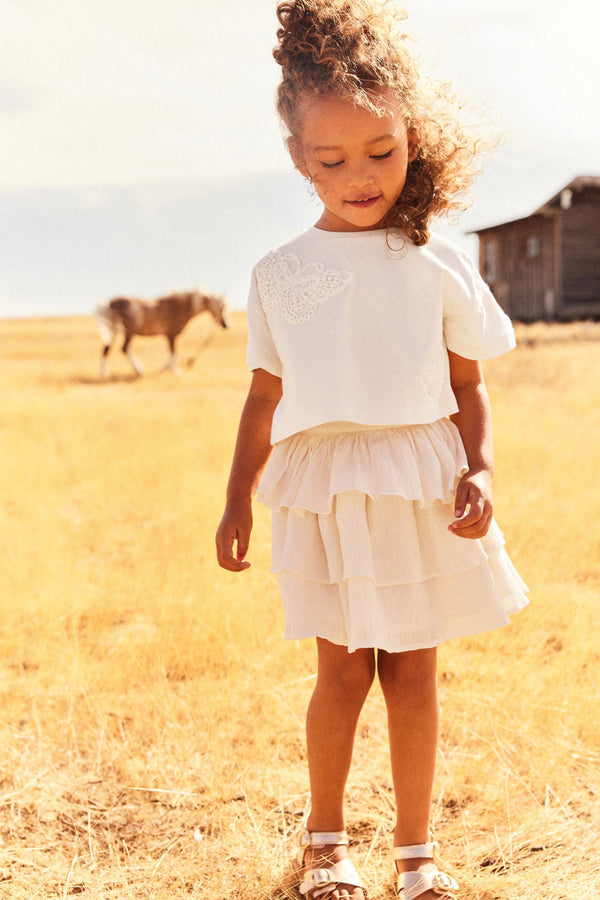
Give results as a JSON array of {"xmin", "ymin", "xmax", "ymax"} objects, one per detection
[
  {"xmin": 394, "ymin": 842, "xmax": 436, "ymax": 860},
  {"xmin": 300, "ymin": 829, "xmax": 349, "ymax": 849}
]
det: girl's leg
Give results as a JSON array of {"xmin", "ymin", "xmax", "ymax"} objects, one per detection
[
  {"xmin": 303, "ymin": 637, "xmax": 375, "ymax": 899},
  {"xmin": 377, "ymin": 648, "xmax": 440, "ymax": 897}
]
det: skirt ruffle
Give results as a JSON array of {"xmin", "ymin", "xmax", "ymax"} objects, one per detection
[
  {"xmin": 257, "ymin": 419, "xmax": 468, "ymax": 513},
  {"xmin": 258, "ymin": 420, "xmax": 529, "ymax": 653}
]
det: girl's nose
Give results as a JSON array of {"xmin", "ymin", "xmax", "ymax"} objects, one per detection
[{"xmin": 346, "ymin": 162, "xmax": 374, "ymax": 188}]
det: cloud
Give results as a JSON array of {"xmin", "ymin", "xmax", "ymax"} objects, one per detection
[
  {"xmin": 0, "ymin": 0, "xmax": 597, "ymax": 196},
  {"xmin": 0, "ymin": 71, "xmax": 50, "ymax": 112},
  {"xmin": 0, "ymin": 0, "xmax": 287, "ymax": 191},
  {"xmin": 405, "ymin": 0, "xmax": 600, "ymax": 148}
]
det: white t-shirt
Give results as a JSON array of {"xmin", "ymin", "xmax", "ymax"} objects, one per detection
[{"xmin": 247, "ymin": 227, "xmax": 515, "ymax": 444}]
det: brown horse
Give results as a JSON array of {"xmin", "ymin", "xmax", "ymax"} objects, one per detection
[{"xmin": 95, "ymin": 289, "xmax": 229, "ymax": 377}]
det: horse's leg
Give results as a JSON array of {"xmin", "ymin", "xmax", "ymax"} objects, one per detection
[
  {"xmin": 100, "ymin": 343, "xmax": 111, "ymax": 378},
  {"xmin": 95, "ymin": 307, "xmax": 115, "ymax": 377},
  {"xmin": 122, "ymin": 335, "xmax": 144, "ymax": 376},
  {"xmin": 161, "ymin": 335, "xmax": 181, "ymax": 375}
]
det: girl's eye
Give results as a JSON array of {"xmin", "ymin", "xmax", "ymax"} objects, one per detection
[{"xmin": 319, "ymin": 150, "xmax": 392, "ymax": 169}]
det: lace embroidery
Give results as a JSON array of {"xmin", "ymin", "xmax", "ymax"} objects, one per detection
[
  {"xmin": 419, "ymin": 358, "xmax": 442, "ymax": 396},
  {"xmin": 256, "ymin": 250, "xmax": 352, "ymax": 325}
]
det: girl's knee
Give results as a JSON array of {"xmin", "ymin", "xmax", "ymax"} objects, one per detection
[
  {"xmin": 315, "ymin": 640, "xmax": 376, "ymax": 699},
  {"xmin": 377, "ymin": 648, "xmax": 438, "ymax": 702}
]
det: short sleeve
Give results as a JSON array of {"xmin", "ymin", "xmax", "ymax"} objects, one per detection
[
  {"xmin": 442, "ymin": 245, "xmax": 516, "ymax": 360},
  {"xmin": 246, "ymin": 268, "xmax": 283, "ymax": 376}
]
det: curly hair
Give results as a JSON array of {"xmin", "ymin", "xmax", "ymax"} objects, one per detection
[{"xmin": 273, "ymin": 0, "xmax": 486, "ymax": 245}]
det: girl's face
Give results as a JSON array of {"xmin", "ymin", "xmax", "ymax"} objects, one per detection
[{"xmin": 292, "ymin": 91, "xmax": 416, "ymax": 232}]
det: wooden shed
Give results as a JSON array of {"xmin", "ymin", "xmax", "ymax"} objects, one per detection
[{"xmin": 472, "ymin": 175, "xmax": 600, "ymax": 321}]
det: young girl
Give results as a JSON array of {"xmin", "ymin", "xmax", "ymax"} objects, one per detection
[{"xmin": 216, "ymin": 2, "xmax": 528, "ymax": 897}]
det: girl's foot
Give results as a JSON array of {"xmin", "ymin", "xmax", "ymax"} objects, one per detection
[
  {"xmin": 395, "ymin": 857, "xmax": 439, "ymax": 900},
  {"xmin": 296, "ymin": 830, "xmax": 366, "ymax": 900},
  {"xmin": 394, "ymin": 844, "xmax": 458, "ymax": 899}
]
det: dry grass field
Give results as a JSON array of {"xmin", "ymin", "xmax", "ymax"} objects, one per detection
[{"xmin": 0, "ymin": 312, "xmax": 598, "ymax": 899}]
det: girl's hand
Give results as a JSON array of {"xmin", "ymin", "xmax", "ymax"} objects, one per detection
[
  {"xmin": 216, "ymin": 499, "xmax": 253, "ymax": 571},
  {"xmin": 448, "ymin": 469, "xmax": 493, "ymax": 539},
  {"xmin": 214, "ymin": 368, "xmax": 282, "ymax": 573}
]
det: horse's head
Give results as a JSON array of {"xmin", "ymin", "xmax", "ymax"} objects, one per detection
[{"xmin": 197, "ymin": 291, "xmax": 229, "ymax": 329}]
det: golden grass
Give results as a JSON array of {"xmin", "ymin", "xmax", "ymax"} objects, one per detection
[{"xmin": 0, "ymin": 314, "xmax": 598, "ymax": 899}]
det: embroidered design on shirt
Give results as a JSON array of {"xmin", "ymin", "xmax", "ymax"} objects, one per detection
[
  {"xmin": 419, "ymin": 358, "xmax": 442, "ymax": 397},
  {"xmin": 256, "ymin": 250, "xmax": 352, "ymax": 325}
]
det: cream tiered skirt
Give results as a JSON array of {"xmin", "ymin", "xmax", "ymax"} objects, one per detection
[{"xmin": 257, "ymin": 420, "xmax": 529, "ymax": 653}]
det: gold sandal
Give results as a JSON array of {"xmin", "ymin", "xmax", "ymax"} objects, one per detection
[
  {"xmin": 294, "ymin": 829, "xmax": 366, "ymax": 899},
  {"xmin": 394, "ymin": 843, "xmax": 458, "ymax": 899}
]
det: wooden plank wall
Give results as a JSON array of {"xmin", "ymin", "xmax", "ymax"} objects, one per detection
[
  {"xmin": 561, "ymin": 190, "xmax": 600, "ymax": 312},
  {"xmin": 478, "ymin": 216, "xmax": 556, "ymax": 321},
  {"xmin": 477, "ymin": 187, "xmax": 600, "ymax": 320}
]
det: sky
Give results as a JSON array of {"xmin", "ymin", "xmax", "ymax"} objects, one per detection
[{"xmin": 1, "ymin": 0, "xmax": 599, "ymax": 317}]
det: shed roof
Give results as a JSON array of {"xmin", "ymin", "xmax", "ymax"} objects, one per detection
[
  {"xmin": 535, "ymin": 175, "xmax": 600, "ymax": 213},
  {"xmin": 472, "ymin": 175, "xmax": 600, "ymax": 235}
]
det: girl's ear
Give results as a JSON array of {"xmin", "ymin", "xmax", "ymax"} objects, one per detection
[{"xmin": 287, "ymin": 136, "xmax": 310, "ymax": 179}]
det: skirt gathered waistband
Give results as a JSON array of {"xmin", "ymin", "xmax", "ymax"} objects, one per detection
[{"xmin": 257, "ymin": 419, "xmax": 469, "ymax": 514}]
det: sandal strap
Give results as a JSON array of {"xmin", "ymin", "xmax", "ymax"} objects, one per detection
[
  {"xmin": 393, "ymin": 843, "xmax": 436, "ymax": 860},
  {"xmin": 398, "ymin": 868, "xmax": 458, "ymax": 900},
  {"xmin": 299, "ymin": 857, "xmax": 364, "ymax": 899},
  {"xmin": 299, "ymin": 829, "xmax": 349, "ymax": 848}
]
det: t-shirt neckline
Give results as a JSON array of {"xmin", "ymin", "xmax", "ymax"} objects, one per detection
[{"xmin": 309, "ymin": 226, "xmax": 389, "ymax": 238}]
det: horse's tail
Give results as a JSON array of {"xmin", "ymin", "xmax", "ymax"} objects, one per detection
[{"xmin": 94, "ymin": 302, "xmax": 122, "ymax": 346}]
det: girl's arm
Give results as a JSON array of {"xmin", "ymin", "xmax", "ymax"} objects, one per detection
[
  {"xmin": 447, "ymin": 351, "xmax": 494, "ymax": 539},
  {"xmin": 216, "ymin": 368, "xmax": 282, "ymax": 571}
]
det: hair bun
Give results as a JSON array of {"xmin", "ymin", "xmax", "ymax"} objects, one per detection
[{"xmin": 274, "ymin": 0, "xmax": 407, "ymax": 94}]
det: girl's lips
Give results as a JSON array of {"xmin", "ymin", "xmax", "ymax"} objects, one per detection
[{"xmin": 346, "ymin": 195, "xmax": 381, "ymax": 209}]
